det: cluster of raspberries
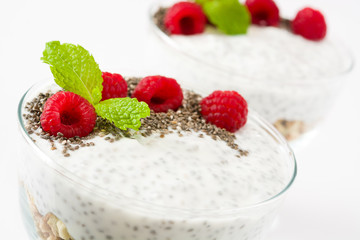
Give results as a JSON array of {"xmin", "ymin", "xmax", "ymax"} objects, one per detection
[
  {"xmin": 41, "ymin": 73, "xmax": 248, "ymax": 138},
  {"xmin": 164, "ymin": 0, "xmax": 327, "ymax": 41}
]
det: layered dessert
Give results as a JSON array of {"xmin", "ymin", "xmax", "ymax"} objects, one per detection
[
  {"xmin": 18, "ymin": 41, "xmax": 296, "ymax": 240},
  {"xmin": 151, "ymin": 0, "xmax": 353, "ymax": 140}
]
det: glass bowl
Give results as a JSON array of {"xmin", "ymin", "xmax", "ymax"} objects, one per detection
[
  {"xmin": 149, "ymin": 0, "xmax": 354, "ymax": 142},
  {"xmin": 18, "ymin": 80, "xmax": 296, "ymax": 240}
]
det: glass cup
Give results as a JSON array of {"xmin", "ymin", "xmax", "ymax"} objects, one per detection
[
  {"xmin": 149, "ymin": 0, "xmax": 354, "ymax": 142},
  {"xmin": 18, "ymin": 81, "xmax": 296, "ymax": 240}
]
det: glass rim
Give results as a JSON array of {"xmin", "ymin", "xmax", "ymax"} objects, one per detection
[
  {"xmin": 18, "ymin": 80, "xmax": 297, "ymax": 217},
  {"xmin": 148, "ymin": 0, "xmax": 355, "ymax": 87}
]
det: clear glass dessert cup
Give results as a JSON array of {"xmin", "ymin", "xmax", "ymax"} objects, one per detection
[
  {"xmin": 18, "ymin": 81, "xmax": 296, "ymax": 240},
  {"xmin": 149, "ymin": 0, "xmax": 355, "ymax": 143}
]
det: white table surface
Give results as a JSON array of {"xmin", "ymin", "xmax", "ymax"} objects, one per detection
[{"xmin": 0, "ymin": 0, "xmax": 359, "ymax": 239}]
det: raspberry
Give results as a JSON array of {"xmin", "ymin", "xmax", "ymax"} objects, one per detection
[
  {"xmin": 164, "ymin": 2, "xmax": 207, "ymax": 35},
  {"xmin": 40, "ymin": 91, "xmax": 97, "ymax": 138},
  {"xmin": 101, "ymin": 72, "xmax": 128, "ymax": 101},
  {"xmin": 292, "ymin": 7, "xmax": 327, "ymax": 41},
  {"xmin": 245, "ymin": 0, "xmax": 280, "ymax": 26},
  {"xmin": 132, "ymin": 75, "xmax": 183, "ymax": 113},
  {"xmin": 200, "ymin": 91, "xmax": 248, "ymax": 133}
]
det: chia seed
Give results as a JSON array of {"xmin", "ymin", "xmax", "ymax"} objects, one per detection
[
  {"xmin": 153, "ymin": 7, "xmax": 168, "ymax": 35},
  {"xmin": 23, "ymin": 77, "xmax": 248, "ymax": 157}
]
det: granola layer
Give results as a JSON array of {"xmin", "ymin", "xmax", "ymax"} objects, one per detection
[
  {"xmin": 27, "ymin": 191, "xmax": 73, "ymax": 240},
  {"xmin": 274, "ymin": 119, "xmax": 307, "ymax": 141}
]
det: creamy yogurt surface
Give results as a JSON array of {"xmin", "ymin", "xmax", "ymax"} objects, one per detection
[
  {"xmin": 25, "ymin": 83, "xmax": 293, "ymax": 210},
  {"xmin": 168, "ymin": 26, "xmax": 351, "ymax": 81},
  {"xmin": 32, "ymin": 109, "xmax": 291, "ymax": 210}
]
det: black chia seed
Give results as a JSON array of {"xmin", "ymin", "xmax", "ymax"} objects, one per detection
[
  {"xmin": 23, "ymin": 77, "xmax": 248, "ymax": 157},
  {"xmin": 153, "ymin": 7, "xmax": 169, "ymax": 35}
]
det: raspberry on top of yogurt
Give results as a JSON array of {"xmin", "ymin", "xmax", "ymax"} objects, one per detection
[
  {"xmin": 156, "ymin": 0, "xmax": 328, "ymax": 41},
  {"xmin": 164, "ymin": 1, "xmax": 207, "ymax": 35},
  {"xmin": 201, "ymin": 90, "xmax": 248, "ymax": 132},
  {"xmin": 245, "ymin": 0, "xmax": 280, "ymax": 26},
  {"xmin": 132, "ymin": 75, "xmax": 184, "ymax": 113},
  {"xmin": 40, "ymin": 91, "xmax": 97, "ymax": 138},
  {"xmin": 101, "ymin": 72, "xmax": 128, "ymax": 101},
  {"xmin": 292, "ymin": 7, "xmax": 327, "ymax": 41}
]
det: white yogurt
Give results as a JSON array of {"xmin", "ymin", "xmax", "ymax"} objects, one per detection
[
  {"xmin": 170, "ymin": 26, "xmax": 351, "ymax": 81},
  {"xmin": 19, "ymin": 83, "xmax": 295, "ymax": 240},
  {"xmin": 153, "ymin": 24, "xmax": 353, "ymax": 133}
]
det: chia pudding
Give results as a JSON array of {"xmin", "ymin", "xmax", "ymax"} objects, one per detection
[
  {"xmin": 18, "ymin": 79, "xmax": 296, "ymax": 240},
  {"xmin": 151, "ymin": 3, "xmax": 354, "ymax": 140}
]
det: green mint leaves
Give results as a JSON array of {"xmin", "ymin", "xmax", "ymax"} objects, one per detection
[
  {"xmin": 95, "ymin": 98, "xmax": 150, "ymax": 131},
  {"xmin": 41, "ymin": 41, "xmax": 103, "ymax": 105},
  {"xmin": 201, "ymin": 0, "xmax": 251, "ymax": 35},
  {"xmin": 42, "ymin": 41, "xmax": 150, "ymax": 131}
]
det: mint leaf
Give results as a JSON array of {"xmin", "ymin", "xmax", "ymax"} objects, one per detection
[
  {"xmin": 203, "ymin": 0, "xmax": 251, "ymax": 35},
  {"xmin": 95, "ymin": 98, "xmax": 150, "ymax": 131},
  {"xmin": 194, "ymin": 0, "xmax": 208, "ymax": 6},
  {"xmin": 41, "ymin": 41, "xmax": 103, "ymax": 105}
]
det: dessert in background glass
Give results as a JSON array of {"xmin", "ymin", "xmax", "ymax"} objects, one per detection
[{"xmin": 149, "ymin": 0, "xmax": 354, "ymax": 141}]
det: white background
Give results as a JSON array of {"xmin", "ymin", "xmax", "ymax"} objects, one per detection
[{"xmin": 0, "ymin": 0, "xmax": 359, "ymax": 239}]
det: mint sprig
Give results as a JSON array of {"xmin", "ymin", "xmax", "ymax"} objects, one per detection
[
  {"xmin": 95, "ymin": 98, "xmax": 150, "ymax": 131},
  {"xmin": 202, "ymin": 0, "xmax": 251, "ymax": 35},
  {"xmin": 41, "ymin": 41, "xmax": 103, "ymax": 105},
  {"xmin": 42, "ymin": 41, "xmax": 150, "ymax": 131}
]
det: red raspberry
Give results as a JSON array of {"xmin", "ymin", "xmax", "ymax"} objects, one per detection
[
  {"xmin": 101, "ymin": 72, "xmax": 128, "ymax": 101},
  {"xmin": 292, "ymin": 7, "xmax": 327, "ymax": 41},
  {"xmin": 40, "ymin": 91, "xmax": 97, "ymax": 138},
  {"xmin": 200, "ymin": 91, "xmax": 248, "ymax": 133},
  {"xmin": 132, "ymin": 75, "xmax": 183, "ymax": 113},
  {"xmin": 245, "ymin": 0, "xmax": 280, "ymax": 26},
  {"xmin": 164, "ymin": 2, "xmax": 207, "ymax": 35}
]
